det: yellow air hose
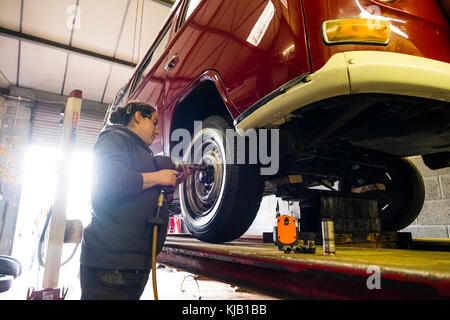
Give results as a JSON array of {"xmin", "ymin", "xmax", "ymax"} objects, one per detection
[
  {"xmin": 151, "ymin": 190, "xmax": 165, "ymax": 300},
  {"xmin": 151, "ymin": 224, "xmax": 158, "ymax": 300}
]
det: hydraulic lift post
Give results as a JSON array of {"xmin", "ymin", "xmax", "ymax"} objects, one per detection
[{"xmin": 41, "ymin": 90, "xmax": 82, "ymax": 290}]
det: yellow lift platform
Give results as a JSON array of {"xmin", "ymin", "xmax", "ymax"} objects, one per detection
[
  {"xmin": 158, "ymin": 234, "xmax": 450, "ymax": 299},
  {"xmin": 160, "ymin": 195, "xmax": 450, "ymax": 299}
]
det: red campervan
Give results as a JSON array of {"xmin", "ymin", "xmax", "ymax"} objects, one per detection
[{"xmin": 106, "ymin": 0, "xmax": 450, "ymax": 243}]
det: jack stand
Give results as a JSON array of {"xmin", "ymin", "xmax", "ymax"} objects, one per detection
[
  {"xmin": 27, "ymin": 287, "xmax": 68, "ymax": 300},
  {"xmin": 41, "ymin": 90, "xmax": 83, "ymax": 292},
  {"xmin": 321, "ymin": 219, "xmax": 335, "ymax": 256}
]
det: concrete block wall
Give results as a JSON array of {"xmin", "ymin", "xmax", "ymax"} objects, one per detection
[{"xmin": 401, "ymin": 156, "xmax": 450, "ymax": 238}]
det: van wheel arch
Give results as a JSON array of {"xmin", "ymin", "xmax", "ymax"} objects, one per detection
[{"xmin": 170, "ymin": 80, "xmax": 233, "ymax": 148}]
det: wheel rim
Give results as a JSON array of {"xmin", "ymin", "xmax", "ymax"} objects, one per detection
[{"xmin": 180, "ymin": 128, "xmax": 227, "ymax": 225}]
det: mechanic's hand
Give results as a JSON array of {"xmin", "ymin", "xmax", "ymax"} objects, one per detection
[
  {"xmin": 176, "ymin": 164, "xmax": 193, "ymax": 185},
  {"xmin": 156, "ymin": 169, "xmax": 179, "ymax": 187}
]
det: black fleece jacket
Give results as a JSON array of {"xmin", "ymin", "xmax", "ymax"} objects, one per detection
[{"xmin": 80, "ymin": 125, "xmax": 169, "ymax": 270}]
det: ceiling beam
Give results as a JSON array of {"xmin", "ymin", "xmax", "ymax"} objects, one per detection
[{"xmin": 0, "ymin": 27, "xmax": 137, "ymax": 69}]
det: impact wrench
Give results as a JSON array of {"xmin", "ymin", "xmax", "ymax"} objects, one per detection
[{"xmin": 148, "ymin": 156, "xmax": 212, "ymax": 300}]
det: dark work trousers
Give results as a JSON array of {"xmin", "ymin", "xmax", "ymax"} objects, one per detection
[{"xmin": 80, "ymin": 265, "xmax": 150, "ymax": 300}]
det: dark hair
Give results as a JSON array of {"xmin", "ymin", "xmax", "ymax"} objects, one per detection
[{"xmin": 109, "ymin": 101, "xmax": 156, "ymax": 126}]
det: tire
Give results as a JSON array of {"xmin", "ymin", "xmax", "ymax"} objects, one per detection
[
  {"xmin": 0, "ymin": 256, "xmax": 22, "ymax": 279},
  {"xmin": 0, "ymin": 274, "xmax": 14, "ymax": 293},
  {"xmin": 339, "ymin": 158, "xmax": 425, "ymax": 231},
  {"xmin": 179, "ymin": 115, "xmax": 264, "ymax": 243}
]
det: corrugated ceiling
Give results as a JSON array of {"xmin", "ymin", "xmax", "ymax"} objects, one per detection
[{"xmin": 0, "ymin": 0, "xmax": 174, "ymax": 104}]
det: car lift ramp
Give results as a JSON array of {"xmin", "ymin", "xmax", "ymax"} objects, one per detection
[{"xmin": 158, "ymin": 234, "xmax": 450, "ymax": 300}]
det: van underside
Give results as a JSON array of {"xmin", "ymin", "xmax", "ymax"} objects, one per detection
[{"xmin": 276, "ymin": 93, "xmax": 450, "ymax": 180}]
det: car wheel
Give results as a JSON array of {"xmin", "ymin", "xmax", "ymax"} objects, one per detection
[
  {"xmin": 179, "ymin": 115, "xmax": 264, "ymax": 243},
  {"xmin": 339, "ymin": 158, "xmax": 425, "ymax": 231}
]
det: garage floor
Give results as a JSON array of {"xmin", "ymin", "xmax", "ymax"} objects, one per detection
[{"xmin": 0, "ymin": 262, "xmax": 277, "ymax": 300}]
